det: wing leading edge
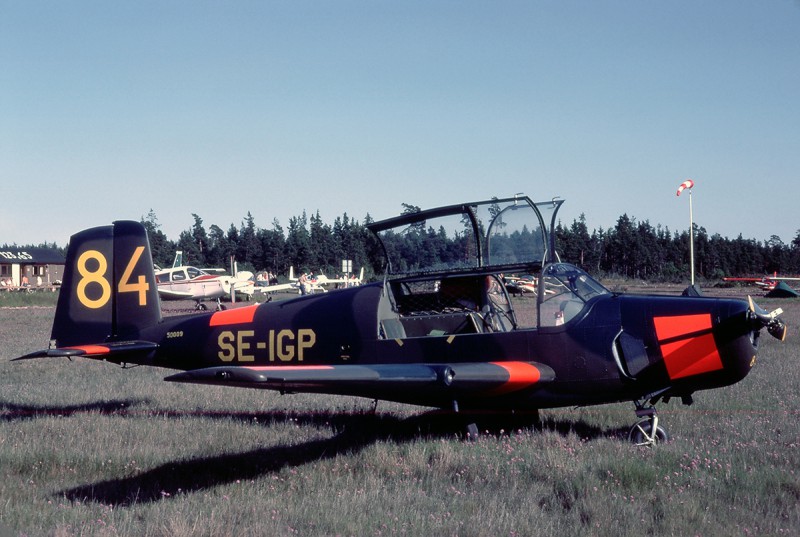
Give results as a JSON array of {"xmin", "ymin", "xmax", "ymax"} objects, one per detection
[
  {"xmin": 14, "ymin": 340, "xmax": 159, "ymax": 360},
  {"xmin": 165, "ymin": 361, "xmax": 556, "ymax": 403}
]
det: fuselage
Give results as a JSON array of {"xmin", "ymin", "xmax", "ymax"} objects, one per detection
[
  {"xmin": 155, "ymin": 266, "xmax": 227, "ymax": 301},
  {"xmin": 134, "ymin": 282, "xmax": 758, "ymax": 411}
]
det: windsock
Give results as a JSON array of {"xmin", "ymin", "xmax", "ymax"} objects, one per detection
[{"xmin": 676, "ymin": 179, "xmax": 694, "ymax": 196}]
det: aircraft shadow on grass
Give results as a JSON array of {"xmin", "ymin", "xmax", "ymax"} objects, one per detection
[
  {"xmin": 0, "ymin": 399, "xmax": 150, "ymax": 423},
  {"xmin": 2, "ymin": 398, "xmax": 626, "ymax": 506},
  {"xmin": 53, "ymin": 405, "xmax": 624, "ymax": 506}
]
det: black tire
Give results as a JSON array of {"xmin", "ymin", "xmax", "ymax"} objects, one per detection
[
  {"xmin": 466, "ymin": 422, "xmax": 480, "ymax": 441},
  {"xmin": 628, "ymin": 419, "xmax": 669, "ymax": 445}
]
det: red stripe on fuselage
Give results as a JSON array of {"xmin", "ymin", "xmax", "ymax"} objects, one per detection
[
  {"xmin": 209, "ymin": 305, "xmax": 258, "ymax": 326},
  {"xmin": 194, "ymin": 275, "xmax": 221, "ymax": 281}
]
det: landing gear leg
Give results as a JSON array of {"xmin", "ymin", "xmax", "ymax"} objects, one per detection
[
  {"xmin": 452, "ymin": 400, "xmax": 480, "ymax": 441},
  {"xmin": 629, "ymin": 404, "xmax": 669, "ymax": 446}
]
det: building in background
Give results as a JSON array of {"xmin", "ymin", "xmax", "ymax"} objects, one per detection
[{"xmin": 0, "ymin": 247, "xmax": 65, "ymax": 289}]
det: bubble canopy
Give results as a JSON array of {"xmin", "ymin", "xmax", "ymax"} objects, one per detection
[{"xmin": 368, "ymin": 196, "xmax": 564, "ymax": 277}]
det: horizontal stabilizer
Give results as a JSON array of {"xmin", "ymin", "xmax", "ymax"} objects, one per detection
[
  {"xmin": 765, "ymin": 281, "xmax": 800, "ymax": 298},
  {"xmin": 14, "ymin": 341, "xmax": 159, "ymax": 361}
]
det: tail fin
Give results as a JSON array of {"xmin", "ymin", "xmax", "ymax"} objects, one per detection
[{"xmin": 51, "ymin": 220, "xmax": 161, "ymax": 347}]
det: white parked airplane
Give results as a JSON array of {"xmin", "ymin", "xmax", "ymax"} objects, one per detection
[
  {"xmin": 155, "ymin": 251, "xmax": 250, "ymax": 310},
  {"xmin": 289, "ymin": 266, "xmax": 365, "ymax": 294}
]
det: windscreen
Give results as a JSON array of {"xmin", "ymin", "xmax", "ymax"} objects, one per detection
[
  {"xmin": 538, "ymin": 263, "xmax": 610, "ymax": 327},
  {"xmin": 371, "ymin": 197, "xmax": 551, "ymax": 276},
  {"xmin": 483, "ymin": 202, "xmax": 547, "ymax": 266},
  {"xmin": 375, "ymin": 212, "xmax": 479, "ymax": 274}
]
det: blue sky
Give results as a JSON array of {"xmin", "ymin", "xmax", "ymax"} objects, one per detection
[{"xmin": 2, "ymin": 1, "xmax": 799, "ymax": 247}]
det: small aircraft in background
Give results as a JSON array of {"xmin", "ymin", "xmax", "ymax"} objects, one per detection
[
  {"xmin": 504, "ymin": 275, "xmax": 538, "ymax": 295},
  {"xmin": 231, "ymin": 271, "xmax": 296, "ymax": 299},
  {"xmin": 722, "ymin": 273, "xmax": 800, "ymax": 292},
  {"xmin": 155, "ymin": 263, "xmax": 229, "ymax": 310},
  {"xmin": 289, "ymin": 266, "xmax": 365, "ymax": 294},
  {"xmin": 314, "ymin": 267, "xmax": 365, "ymax": 289},
  {"xmin": 16, "ymin": 196, "xmax": 789, "ymax": 445},
  {"xmin": 154, "ymin": 251, "xmax": 250, "ymax": 310}
]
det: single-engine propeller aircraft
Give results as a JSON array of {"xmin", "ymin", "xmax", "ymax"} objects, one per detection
[
  {"xmin": 723, "ymin": 273, "xmax": 800, "ymax": 293},
  {"xmin": 154, "ymin": 252, "xmax": 251, "ymax": 310},
  {"xmin": 16, "ymin": 196, "xmax": 788, "ymax": 444},
  {"xmin": 287, "ymin": 266, "xmax": 366, "ymax": 294},
  {"xmin": 155, "ymin": 263, "xmax": 229, "ymax": 310}
]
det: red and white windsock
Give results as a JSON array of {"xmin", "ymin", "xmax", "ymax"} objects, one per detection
[{"xmin": 676, "ymin": 179, "xmax": 694, "ymax": 196}]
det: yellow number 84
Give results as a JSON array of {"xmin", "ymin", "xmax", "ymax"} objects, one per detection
[{"xmin": 76, "ymin": 247, "xmax": 149, "ymax": 309}]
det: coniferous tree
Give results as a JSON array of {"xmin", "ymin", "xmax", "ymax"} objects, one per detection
[
  {"xmin": 176, "ymin": 214, "xmax": 208, "ymax": 267},
  {"xmin": 140, "ymin": 209, "xmax": 174, "ymax": 268},
  {"xmin": 237, "ymin": 212, "xmax": 262, "ymax": 271},
  {"xmin": 205, "ymin": 224, "xmax": 229, "ymax": 269},
  {"xmin": 285, "ymin": 212, "xmax": 312, "ymax": 271},
  {"xmin": 224, "ymin": 223, "xmax": 240, "ymax": 271},
  {"xmin": 258, "ymin": 219, "xmax": 286, "ymax": 274}
]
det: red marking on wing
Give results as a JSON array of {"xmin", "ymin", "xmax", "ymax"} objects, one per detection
[
  {"xmin": 242, "ymin": 365, "xmax": 334, "ymax": 371},
  {"xmin": 209, "ymin": 305, "xmax": 258, "ymax": 327},
  {"xmin": 67, "ymin": 345, "xmax": 110, "ymax": 355},
  {"xmin": 654, "ymin": 314, "xmax": 723, "ymax": 380},
  {"xmin": 487, "ymin": 361, "xmax": 542, "ymax": 395}
]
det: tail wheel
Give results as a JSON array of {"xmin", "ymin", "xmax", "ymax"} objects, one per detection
[{"xmin": 628, "ymin": 418, "xmax": 669, "ymax": 446}]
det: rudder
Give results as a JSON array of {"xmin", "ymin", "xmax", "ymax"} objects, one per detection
[{"xmin": 51, "ymin": 221, "xmax": 161, "ymax": 347}]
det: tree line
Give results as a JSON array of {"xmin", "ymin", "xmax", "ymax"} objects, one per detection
[
  {"xmin": 139, "ymin": 208, "xmax": 800, "ymax": 283},
  {"xmin": 7, "ymin": 209, "xmax": 800, "ymax": 282},
  {"xmin": 558, "ymin": 213, "xmax": 800, "ymax": 281},
  {"xmin": 140, "ymin": 209, "xmax": 384, "ymax": 279}
]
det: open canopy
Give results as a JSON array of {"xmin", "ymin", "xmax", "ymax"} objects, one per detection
[{"xmin": 368, "ymin": 195, "xmax": 564, "ymax": 277}]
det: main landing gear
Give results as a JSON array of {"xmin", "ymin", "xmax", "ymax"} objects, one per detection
[
  {"xmin": 194, "ymin": 299, "xmax": 227, "ymax": 311},
  {"xmin": 629, "ymin": 402, "xmax": 669, "ymax": 446},
  {"xmin": 451, "ymin": 401, "xmax": 541, "ymax": 441}
]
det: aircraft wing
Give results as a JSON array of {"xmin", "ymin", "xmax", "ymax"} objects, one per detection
[
  {"xmin": 253, "ymin": 282, "xmax": 296, "ymax": 294},
  {"xmin": 157, "ymin": 288, "xmax": 194, "ymax": 300},
  {"xmin": 164, "ymin": 361, "xmax": 555, "ymax": 399}
]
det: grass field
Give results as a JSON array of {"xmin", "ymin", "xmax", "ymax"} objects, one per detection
[{"xmin": 1, "ymin": 289, "xmax": 798, "ymax": 536}]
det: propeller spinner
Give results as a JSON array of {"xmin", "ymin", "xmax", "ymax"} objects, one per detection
[{"xmin": 748, "ymin": 296, "xmax": 788, "ymax": 341}]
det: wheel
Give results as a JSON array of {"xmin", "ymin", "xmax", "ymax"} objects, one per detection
[
  {"xmin": 628, "ymin": 418, "xmax": 669, "ymax": 445},
  {"xmin": 465, "ymin": 422, "xmax": 480, "ymax": 442},
  {"xmin": 196, "ymin": 303, "xmax": 208, "ymax": 311}
]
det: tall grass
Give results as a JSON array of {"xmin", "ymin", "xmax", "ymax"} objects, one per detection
[
  {"xmin": 1, "ymin": 293, "xmax": 798, "ymax": 536},
  {"xmin": 0, "ymin": 290, "xmax": 58, "ymax": 308}
]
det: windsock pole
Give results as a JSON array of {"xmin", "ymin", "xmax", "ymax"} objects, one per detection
[{"xmin": 677, "ymin": 179, "xmax": 695, "ymax": 286}]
